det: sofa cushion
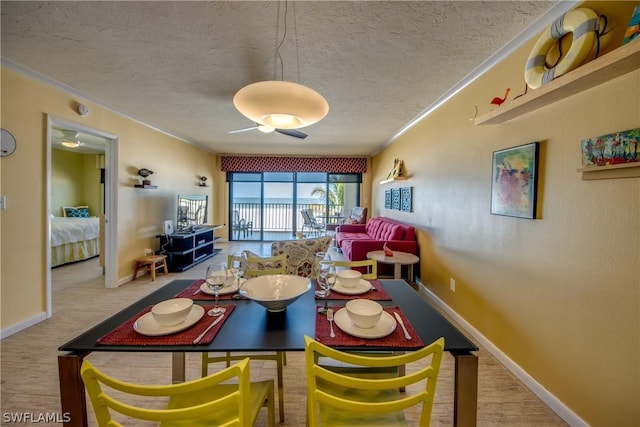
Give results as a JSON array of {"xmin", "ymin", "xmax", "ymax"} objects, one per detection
[{"xmin": 365, "ymin": 218, "xmax": 406, "ymax": 241}]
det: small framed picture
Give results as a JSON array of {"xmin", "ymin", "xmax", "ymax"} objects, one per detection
[
  {"xmin": 391, "ymin": 188, "xmax": 401, "ymax": 210},
  {"xmin": 384, "ymin": 189, "xmax": 392, "ymax": 209},
  {"xmin": 491, "ymin": 142, "xmax": 539, "ymax": 219}
]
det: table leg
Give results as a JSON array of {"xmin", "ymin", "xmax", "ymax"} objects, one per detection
[
  {"xmin": 172, "ymin": 352, "xmax": 186, "ymax": 383},
  {"xmin": 394, "ymin": 263, "xmax": 402, "ymax": 279},
  {"xmin": 58, "ymin": 352, "xmax": 89, "ymax": 427},
  {"xmin": 453, "ymin": 351, "xmax": 478, "ymax": 427}
]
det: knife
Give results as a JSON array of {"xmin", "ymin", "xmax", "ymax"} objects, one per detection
[
  {"xmin": 193, "ymin": 314, "xmax": 225, "ymax": 344},
  {"xmin": 394, "ymin": 312, "xmax": 412, "ymax": 340}
]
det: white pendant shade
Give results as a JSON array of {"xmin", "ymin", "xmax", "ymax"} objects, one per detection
[{"xmin": 233, "ymin": 81, "xmax": 329, "ymax": 129}]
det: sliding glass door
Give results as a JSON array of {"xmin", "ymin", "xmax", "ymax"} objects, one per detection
[{"xmin": 229, "ymin": 172, "xmax": 361, "ymax": 241}]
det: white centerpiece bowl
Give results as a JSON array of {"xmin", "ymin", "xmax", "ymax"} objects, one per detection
[{"xmin": 241, "ymin": 274, "xmax": 311, "ymax": 312}]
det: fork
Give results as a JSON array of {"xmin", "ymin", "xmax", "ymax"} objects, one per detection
[{"xmin": 327, "ymin": 308, "xmax": 336, "ymax": 338}]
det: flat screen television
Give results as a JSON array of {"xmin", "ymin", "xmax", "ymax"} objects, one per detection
[{"xmin": 177, "ymin": 194, "xmax": 208, "ymax": 232}]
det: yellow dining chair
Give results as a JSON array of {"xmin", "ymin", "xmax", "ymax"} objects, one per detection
[
  {"xmin": 304, "ymin": 335, "xmax": 445, "ymax": 427},
  {"xmin": 202, "ymin": 252, "xmax": 288, "ymax": 422},
  {"xmin": 332, "ymin": 258, "xmax": 377, "ymax": 279},
  {"xmin": 81, "ymin": 358, "xmax": 274, "ymax": 427},
  {"xmin": 243, "ymin": 253, "xmax": 287, "ymax": 277}
]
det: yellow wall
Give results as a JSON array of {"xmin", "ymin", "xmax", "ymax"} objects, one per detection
[
  {"xmin": 0, "ymin": 68, "xmax": 220, "ymax": 329},
  {"xmin": 371, "ymin": 3, "xmax": 639, "ymax": 425},
  {"xmin": 51, "ymin": 148, "xmax": 102, "ymax": 217}
]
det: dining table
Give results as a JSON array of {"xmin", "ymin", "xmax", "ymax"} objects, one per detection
[{"xmin": 58, "ymin": 278, "xmax": 479, "ymax": 427}]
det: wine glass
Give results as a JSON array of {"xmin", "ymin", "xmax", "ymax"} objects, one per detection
[
  {"xmin": 314, "ymin": 252, "xmax": 329, "ymax": 298},
  {"xmin": 228, "ymin": 251, "xmax": 247, "ymax": 298},
  {"xmin": 317, "ymin": 260, "xmax": 336, "ymax": 314},
  {"xmin": 205, "ymin": 262, "xmax": 227, "ymax": 316}
]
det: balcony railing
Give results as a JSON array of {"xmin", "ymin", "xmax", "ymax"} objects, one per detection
[{"xmin": 232, "ymin": 203, "xmax": 344, "ymax": 240}]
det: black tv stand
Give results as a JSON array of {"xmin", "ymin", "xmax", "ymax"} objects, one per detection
[{"xmin": 157, "ymin": 225, "xmax": 222, "ymax": 272}]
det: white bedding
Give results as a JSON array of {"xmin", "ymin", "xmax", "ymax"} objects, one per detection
[{"xmin": 51, "ymin": 217, "xmax": 100, "ymax": 246}]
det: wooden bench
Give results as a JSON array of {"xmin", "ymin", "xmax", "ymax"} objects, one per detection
[{"xmin": 133, "ymin": 255, "xmax": 168, "ymax": 281}]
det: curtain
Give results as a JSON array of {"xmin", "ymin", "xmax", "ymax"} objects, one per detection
[{"xmin": 220, "ymin": 156, "xmax": 367, "ymax": 173}]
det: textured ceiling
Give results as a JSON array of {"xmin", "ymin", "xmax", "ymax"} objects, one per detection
[{"xmin": 2, "ymin": 1, "xmax": 558, "ymax": 156}]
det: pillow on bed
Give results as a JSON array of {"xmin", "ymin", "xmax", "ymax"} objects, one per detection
[{"xmin": 62, "ymin": 206, "xmax": 90, "ymax": 218}]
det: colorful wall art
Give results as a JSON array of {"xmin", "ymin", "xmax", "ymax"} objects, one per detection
[
  {"xmin": 581, "ymin": 127, "xmax": 640, "ymax": 167},
  {"xmin": 491, "ymin": 142, "xmax": 539, "ymax": 219}
]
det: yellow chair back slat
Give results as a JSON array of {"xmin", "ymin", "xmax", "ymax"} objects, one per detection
[
  {"xmin": 227, "ymin": 253, "xmax": 287, "ymax": 277},
  {"xmin": 332, "ymin": 258, "xmax": 377, "ymax": 280}
]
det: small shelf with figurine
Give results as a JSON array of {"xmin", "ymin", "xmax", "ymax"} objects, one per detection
[{"xmin": 380, "ymin": 158, "xmax": 409, "ymax": 184}]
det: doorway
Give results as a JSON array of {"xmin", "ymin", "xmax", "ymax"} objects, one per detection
[{"xmin": 46, "ymin": 115, "xmax": 118, "ymax": 317}]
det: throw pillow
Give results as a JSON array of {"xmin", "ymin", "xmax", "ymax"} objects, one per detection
[
  {"xmin": 271, "ymin": 236, "xmax": 332, "ymax": 277},
  {"xmin": 63, "ymin": 206, "xmax": 90, "ymax": 218}
]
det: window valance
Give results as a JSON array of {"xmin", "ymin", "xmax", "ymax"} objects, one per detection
[{"xmin": 220, "ymin": 156, "xmax": 367, "ymax": 173}]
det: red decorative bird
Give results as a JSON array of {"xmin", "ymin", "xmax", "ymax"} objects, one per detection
[{"xmin": 490, "ymin": 88, "xmax": 511, "ymax": 107}]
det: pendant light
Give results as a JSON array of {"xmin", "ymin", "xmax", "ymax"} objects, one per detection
[{"xmin": 233, "ymin": 1, "xmax": 328, "ymax": 130}]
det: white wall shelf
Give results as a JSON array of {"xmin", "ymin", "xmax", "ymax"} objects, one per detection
[
  {"xmin": 577, "ymin": 162, "xmax": 640, "ymax": 180},
  {"xmin": 475, "ymin": 41, "xmax": 640, "ymax": 126},
  {"xmin": 379, "ymin": 176, "xmax": 409, "ymax": 185}
]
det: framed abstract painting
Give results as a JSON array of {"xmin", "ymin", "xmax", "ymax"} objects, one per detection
[{"xmin": 491, "ymin": 142, "xmax": 539, "ymax": 219}]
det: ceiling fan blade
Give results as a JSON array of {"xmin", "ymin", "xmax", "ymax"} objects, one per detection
[
  {"xmin": 275, "ymin": 128, "xmax": 307, "ymax": 139},
  {"xmin": 228, "ymin": 126, "xmax": 258, "ymax": 134}
]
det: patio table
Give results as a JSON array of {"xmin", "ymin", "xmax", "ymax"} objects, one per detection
[{"xmin": 58, "ymin": 279, "xmax": 478, "ymax": 426}]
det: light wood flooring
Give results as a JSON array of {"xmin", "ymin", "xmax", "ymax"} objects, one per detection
[{"xmin": 0, "ymin": 241, "xmax": 568, "ymax": 426}]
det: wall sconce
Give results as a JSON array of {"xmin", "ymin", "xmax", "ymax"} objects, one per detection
[{"xmin": 198, "ymin": 176, "xmax": 208, "ymax": 187}]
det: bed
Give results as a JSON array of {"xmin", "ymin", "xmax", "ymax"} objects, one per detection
[{"xmin": 50, "ymin": 216, "xmax": 101, "ymax": 267}]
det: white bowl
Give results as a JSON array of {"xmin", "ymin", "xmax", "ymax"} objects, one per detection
[
  {"xmin": 241, "ymin": 275, "xmax": 311, "ymax": 312},
  {"xmin": 345, "ymin": 299, "xmax": 383, "ymax": 329},
  {"xmin": 151, "ymin": 298, "xmax": 193, "ymax": 326},
  {"xmin": 337, "ymin": 269, "xmax": 362, "ymax": 288}
]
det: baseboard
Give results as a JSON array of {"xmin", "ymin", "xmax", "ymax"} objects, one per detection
[
  {"xmin": 416, "ymin": 281, "xmax": 588, "ymax": 427},
  {"xmin": 0, "ymin": 311, "xmax": 47, "ymax": 339}
]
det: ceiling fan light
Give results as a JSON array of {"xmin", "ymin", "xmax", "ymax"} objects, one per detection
[
  {"xmin": 257, "ymin": 125, "xmax": 275, "ymax": 133},
  {"xmin": 233, "ymin": 80, "xmax": 329, "ymax": 129},
  {"xmin": 61, "ymin": 140, "xmax": 81, "ymax": 148}
]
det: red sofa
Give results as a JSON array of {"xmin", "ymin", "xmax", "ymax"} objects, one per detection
[{"xmin": 335, "ymin": 217, "xmax": 418, "ymax": 270}]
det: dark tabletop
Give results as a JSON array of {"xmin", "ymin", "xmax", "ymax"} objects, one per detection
[{"xmin": 58, "ymin": 279, "xmax": 477, "ymax": 354}]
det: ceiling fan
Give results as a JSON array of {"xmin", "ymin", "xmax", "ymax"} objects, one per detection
[{"xmin": 227, "ymin": 124, "xmax": 307, "ymax": 139}]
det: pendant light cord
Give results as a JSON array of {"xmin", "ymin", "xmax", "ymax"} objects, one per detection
[{"xmin": 273, "ymin": 0, "xmax": 300, "ymax": 83}]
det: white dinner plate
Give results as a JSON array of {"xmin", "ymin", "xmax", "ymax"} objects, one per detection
[
  {"xmin": 200, "ymin": 277, "xmax": 244, "ymax": 295},
  {"xmin": 134, "ymin": 305, "xmax": 205, "ymax": 336},
  {"xmin": 332, "ymin": 279, "xmax": 373, "ymax": 295},
  {"xmin": 333, "ymin": 308, "xmax": 396, "ymax": 339}
]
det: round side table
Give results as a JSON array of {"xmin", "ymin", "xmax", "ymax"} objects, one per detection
[{"xmin": 366, "ymin": 250, "xmax": 419, "ymax": 281}]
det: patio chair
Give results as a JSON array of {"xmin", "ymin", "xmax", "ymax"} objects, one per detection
[
  {"xmin": 301, "ymin": 209, "xmax": 325, "ymax": 236},
  {"xmin": 304, "ymin": 335, "xmax": 445, "ymax": 427},
  {"xmin": 81, "ymin": 358, "xmax": 275, "ymax": 427},
  {"xmin": 232, "ymin": 210, "xmax": 253, "ymax": 239},
  {"xmin": 325, "ymin": 206, "xmax": 368, "ymax": 233}
]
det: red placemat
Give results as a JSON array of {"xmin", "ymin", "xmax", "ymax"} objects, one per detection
[
  {"xmin": 314, "ymin": 279, "xmax": 392, "ymax": 301},
  {"xmin": 96, "ymin": 304, "xmax": 235, "ymax": 346},
  {"xmin": 315, "ymin": 306, "xmax": 423, "ymax": 349},
  {"xmin": 175, "ymin": 279, "xmax": 239, "ymax": 301}
]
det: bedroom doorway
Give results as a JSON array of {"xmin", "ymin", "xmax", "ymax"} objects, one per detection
[{"xmin": 46, "ymin": 116, "xmax": 118, "ymax": 317}]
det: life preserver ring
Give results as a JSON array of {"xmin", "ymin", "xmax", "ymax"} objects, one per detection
[{"xmin": 525, "ymin": 8, "xmax": 599, "ymax": 89}]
